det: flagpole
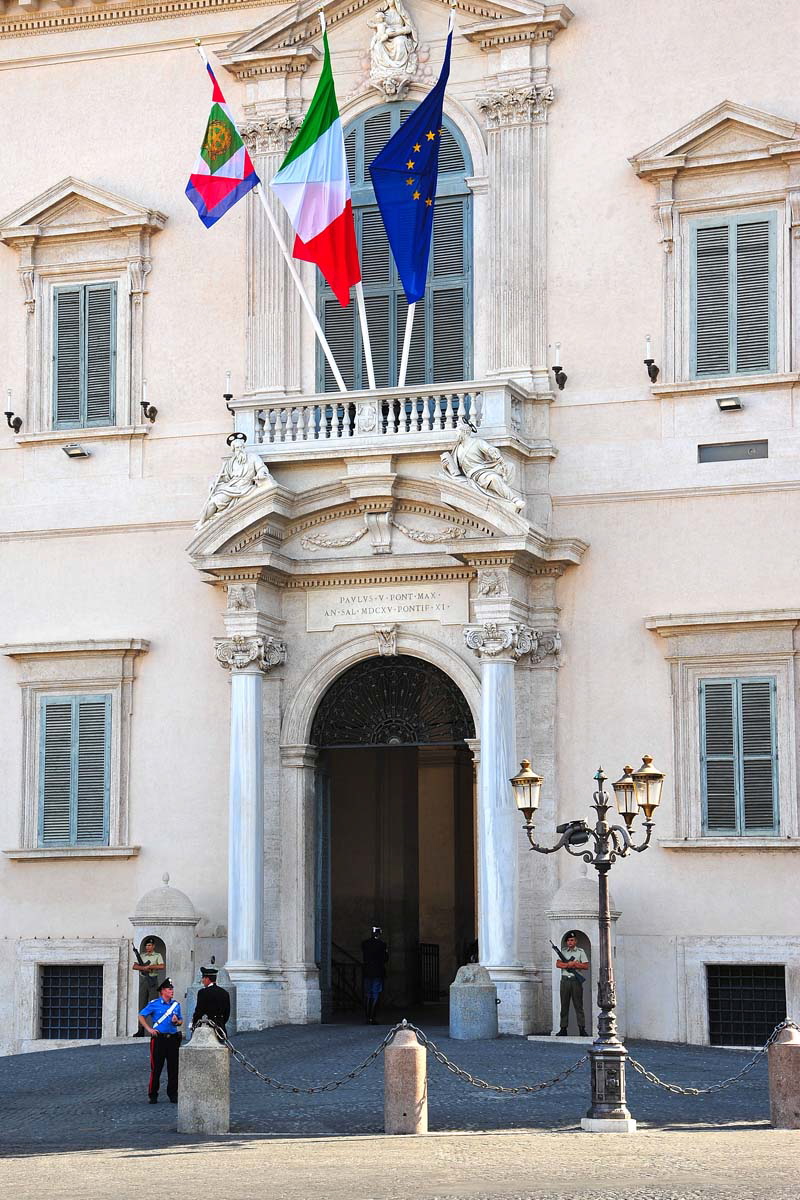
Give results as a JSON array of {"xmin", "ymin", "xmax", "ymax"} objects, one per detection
[
  {"xmin": 355, "ymin": 283, "xmax": 377, "ymax": 390},
  {"xmin": 194, "ymin": 40, "xmax": 348, "ymax": 395},
  {"xmin": 398, "ymin": 303, "xmax": 415, "ymax": 389}
]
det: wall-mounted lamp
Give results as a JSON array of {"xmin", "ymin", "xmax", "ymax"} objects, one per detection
[
  {"xmin": 551, "ymin": 342, "xmax": 567, "ymax": 391},
  {"xmin": 140, "ymin": 379, "xmax": 157, "ymax": 423},
  {"xmin": 716, "ymin": 396, "xmax": 742, "ymax": 412},
  {"xmin": 4, "ymin": 389, "xmax": 22, "ymax": 433},
  {"xmin": 62, "ymin": 443, "xmax": 91, "ymax": 459},
  {"xmin": 224, "ymin": 368, "xmax": 234, "ymax": 415},
  {"xmin": 644, "ymin": 334, "xmax": 660, "ymax": 383}
]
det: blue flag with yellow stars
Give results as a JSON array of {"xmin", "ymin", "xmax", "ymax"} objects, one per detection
[{"xmin": 368, "ymin": 29, "xmax": 453, "ymax": 305}]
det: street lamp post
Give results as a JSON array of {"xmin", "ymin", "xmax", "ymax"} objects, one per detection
[{"xmin": 511, "ymin": 756, "xmax": 665, "ymax": 1132}]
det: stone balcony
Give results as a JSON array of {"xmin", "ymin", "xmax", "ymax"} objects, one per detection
[{"xmin": 230, "ymin": 378, "xmax": 550, "ymax": 462}]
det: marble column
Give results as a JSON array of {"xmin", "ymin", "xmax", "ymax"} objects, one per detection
[
  {"xmin": 279, "ymin": 744, "xmax": 322, "ymax": 1023},
  {"xmin": 216, "ymin": 633, "xmax": 286, "ymax": 1029},
  {"xmin": 465, "ymin": 622, "xmax": 539, "ymax": 1033},
  {"xmin": 241, "ymin": 114, "xmax": 303, "ymax": 399},
  {"xmin": 477, "ymin": 85, "xmax": 553, "ymax": 386}
]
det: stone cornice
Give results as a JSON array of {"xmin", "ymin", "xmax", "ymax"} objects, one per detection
[{"xmin": 0, "ymin": 0, "xmax": 275, "ymax": 41}]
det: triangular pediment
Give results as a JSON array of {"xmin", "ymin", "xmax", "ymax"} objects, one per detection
[
  {"xmin": 219, "ymin": 0, "xmax": 571, "ymax": 76},
  {"xmin": 0, "ymin": 178, "xmax": 167, "ymax": 245},
  {"xmin": 630, "ymin": 101, "xmax": 800, "ymax": 177}
]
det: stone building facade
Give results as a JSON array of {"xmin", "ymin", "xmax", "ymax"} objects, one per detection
[{"xmin": 1, "ymin": 0, "xmax": 799, "ymax": 1054}]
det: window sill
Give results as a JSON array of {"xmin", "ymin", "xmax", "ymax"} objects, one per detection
[
  {"xmin": 4, "ymin": 845, "xmax": 140, "ymax": 861},
  {"xmin": 660, "ymin": 837, "xmax": 798, "ymax": 850},
  {"xmin": 14, "ymin": 426, "xmax": 149, "ymax": 448},
  {"xmin": 651, "ymin": 372, "xmax": 800, "ymax": 400}
]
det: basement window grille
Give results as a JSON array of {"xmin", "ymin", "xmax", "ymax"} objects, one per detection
[
  {"xmin": 40, "ymin": 964, "xmax": 103, "ymax": 1040},
  {"xmin": 706, "ymin": 963, "xmax": 786, "ymax": 1046}
]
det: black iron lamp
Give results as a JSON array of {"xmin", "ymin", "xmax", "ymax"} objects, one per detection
[
  {"xmin": 552, "ymin": 342, "xmax": 567, "ymax": 391},
  {"xmin": 4, "ymin": 389, "xmax": 22, "ymax": 433},
  {"xmin": 644, "ymin": 335, "xmax": 660, "ymax": 383}
]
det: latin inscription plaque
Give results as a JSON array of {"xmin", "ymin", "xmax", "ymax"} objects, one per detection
[{"xmin": 307, "ymin": 582, "xmax": 468, "ymax": 631}]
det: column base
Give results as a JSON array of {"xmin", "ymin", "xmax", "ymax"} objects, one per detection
[
  {"xmin": 581, "ymin": 1117, "xmax": 637, "ymax": 1134},
  {"xmin": 484, "ymin": 967, "xmax": 540, "ymax": 1035},
  {"xmin": 282, "ymin": 966, "xmax": 322, "ymax": 1024},
  {"xmin": 231, "ymin": 980, "xmax": 283, "ymax": 1031}
]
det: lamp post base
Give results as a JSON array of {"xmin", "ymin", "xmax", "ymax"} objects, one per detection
[{"xmin": 580, "ymin": 1116, "xmax": 637, "ymax": 1134}]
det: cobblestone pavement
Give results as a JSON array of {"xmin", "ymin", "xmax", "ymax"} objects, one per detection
[{"xmin": 1, "ymin": 1022, "xmax": 796, "ymax": 1199}]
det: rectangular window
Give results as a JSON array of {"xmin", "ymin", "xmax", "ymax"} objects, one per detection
[
  {"xmin": 39, "ymin": 695, "xmax": 111, "ymax": 846},
  {"xmin": 697, "ymin": 440, "xmax": 768, "ymax": 463},
  {"xmin": 707, "ymin": 964, "xmax": 785, "ymax": 1046},
  {"xmin": 700, "ymin": 677, "xmax": 778, "ymax": 835},
  {"xmin": 690, "ymin": 214, "xmax": 776, "ymax": 379},
  {"xmin": 40, "ymin": 964, "xmax": 104, "ymax": 1040},
  {"xmin": 53, "ymin": 282, "xmax": 117, "ymax": 428}
]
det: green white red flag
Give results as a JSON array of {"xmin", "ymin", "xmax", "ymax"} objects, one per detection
[
  {"xmin": 186, "ymin": 63, "xmax": 259, "ymax": 227},
  {"xmin": 270, "ymin": 30, "xmax": 360, "ymax": 306}
]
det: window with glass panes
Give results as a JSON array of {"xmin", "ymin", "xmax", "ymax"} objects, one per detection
[{"xmin": 317, "ymin": 104, "xmax": 473, "ymax": 392}]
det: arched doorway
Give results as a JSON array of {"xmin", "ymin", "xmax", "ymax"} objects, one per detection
[{"xmin": 311, "ymin": 655, "xmax": 476, "ymax": 1018}]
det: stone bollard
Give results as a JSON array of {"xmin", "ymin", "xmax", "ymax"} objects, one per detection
[
  {"xmin": 449, "ymin": 964, "xmax": 499, "ymax": 1040},
  {"xmin": 769, "ymin": 1024, "xmax": 800, "ymax": 1128},
  {"xmin": 177, "ymin": 1021, "xmax": 230, "ymax": 1135},
  {"xmin": 384, "ymin": 1028, "xmax": 428, "ymax": 1134}
]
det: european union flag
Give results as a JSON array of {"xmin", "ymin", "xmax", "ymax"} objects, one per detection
[{"xmin": 368, "ymin": 30, "xmax": 453, "ymax": 305}]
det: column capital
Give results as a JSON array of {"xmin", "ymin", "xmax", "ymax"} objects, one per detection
[
  {"xmin": 477, "ymin": 84, "xmax": 554, "ymax": 129},
  {"xmin": 464, "ymin": 622, "xmax": 537, "ymax": 662},
  {"xmin": 241, "ymin": 112, "xmax": 303, "ymax": 157},
  {"xmin": 215, "ymin": 634, "xmax": 287, "ymax": 673}
]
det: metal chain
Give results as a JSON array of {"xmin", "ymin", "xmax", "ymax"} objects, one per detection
[
  {"xmin": 404, "ymin": 1022, "xmax": 589, "ymax": 1095},
  {"xmin": 627, "ymin": 1018, "xmax": 800, "ymax": 1096},
  {"xmin": 202, "ymin": 1018, "xmax": 589, "ymax": 1096}
]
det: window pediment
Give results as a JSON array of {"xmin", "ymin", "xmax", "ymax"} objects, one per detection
[
  {"xmin": 630, "ymin": 101, "xmax": 800, "ymax": 179},
  {"xmin": 0, "ymin": 178, "xmax": 167, "ymax": 248}
]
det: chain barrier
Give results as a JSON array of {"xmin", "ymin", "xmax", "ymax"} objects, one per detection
[
  {"xmin": 627, "ymin": 1018, "xmax": 800, "ymax": 1096},
  {"xmin": 202, "ymin": 1018, "xmax": 589, "ymax": 1096}
]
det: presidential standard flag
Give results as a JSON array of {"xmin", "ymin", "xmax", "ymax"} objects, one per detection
[
  {"xmin": 368, "ymin": 28, "xmax": 453, "ymax": 304},
  {"xmin": 270, "ymin": 29, "xmax": 361, "ymax": 306},
  {"xmin": 185, "ymin": 63, "xmax": 260, "ymax": 228}
]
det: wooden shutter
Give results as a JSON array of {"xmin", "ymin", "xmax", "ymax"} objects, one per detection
[
  {"xmin": 701, "ymin": 681, "xmax": 737, "ymax": 832},
  {"xmin": 53, "ymin": 288, "xmax": 83, "ymax": 428},
  {"xmin": 739, "ymin": 679, "xmax": 777, "ymax": 831},
  {"xmin": 75, "ymin": 697, "xmax": 111, "ymax": 843},
  {"xmin": 85, "ymin": 283, "xmax": 116, "ymax": 425},
  {"xmin": 39, "ymin": 695, "xmax": 110, "ymax": 846},
  {"xmin": 700, "ymin": 678, "xmax": 778, "ymax": 835},
  {"xmin": 735, "ymin": 220, "xmax": 771, "ymax": 373},
  {"xmin": 694, "ymin": 225, "xmax": 730, "ymax": 377},
  {"xmin": 40, "ymin": 699, "xmax": 74, "ymax": 844}
]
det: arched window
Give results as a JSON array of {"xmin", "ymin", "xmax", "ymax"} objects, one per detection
[{"xmin": 317, "ymin": 103, "xmax": 473, "ymax": 392}]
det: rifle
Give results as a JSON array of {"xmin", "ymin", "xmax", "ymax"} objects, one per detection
[{"xmin": 550, "ymin": 940, "xmax": 586, "ymax": 986}]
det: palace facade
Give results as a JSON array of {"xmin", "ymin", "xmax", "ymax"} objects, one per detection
[{"xmin": 2, "ymin": 0, "xmax": 799, "ymax": 1053}]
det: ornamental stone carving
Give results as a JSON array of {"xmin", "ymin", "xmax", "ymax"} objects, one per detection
[
  {"xmin": 464, "ymin": 623, "xmax": 538, "ymax": 661},
  {"xmin": 20, "ymin": 268, "xmax": 35, "ymax": 315},
  {"xmin": 477, "ymin": 85, "xmax": 554, "ymax": 128},
  {"xmin": 215, "ymin": 634, "xmax": 287, "ymax": 673},
  {"xmin": 374, "ymin": 625, "xmax": 398, "ymax": 656},
  {"xmin": 301, "ymin": 523, "xmax": 368, "ymax": 550},
  {"xmin": 241, "ymin": 114, "xmax": 303, "ymax": 157},
  {"xmin": 227, "ymin": 585, "xmax": 256, "ymax": 611},
  {"xmin": 392, "ymin": 518, "xmax": 466, "ymax": 543},
  {"xmin": 529, "ymin": 630, "xmax": 562, "ymax": 666},
  {"xmin": 127, "ymin": 257, "xmax": 152, "ymax": 300},
  {"xmin": 477, "ymin": 568, "xmax": 509, "ymax": 597},
  {"xmin": 197, "ymin": 433, "xmax": 272, "ymax": 528},
  {"xmin": 368, "ymin": 0, "xmax": 418, "ymax": 99},
  {"xmin": 441, "ymin": 420, "xmax": 525, "ymax": 513}
]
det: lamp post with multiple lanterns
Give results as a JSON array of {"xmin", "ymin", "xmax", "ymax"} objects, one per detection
[{"xmin": 510, "ymin": 755, "xmax": 666, "ymax": 1132}]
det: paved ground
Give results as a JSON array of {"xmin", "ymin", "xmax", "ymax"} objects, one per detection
[{"xmin": 2, "ymin": 1020, "xmax": 796, "ymax": 1199}]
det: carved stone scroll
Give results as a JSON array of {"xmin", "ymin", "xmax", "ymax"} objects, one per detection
[{"xmin": 215, "ymin": 634, "xmax": 287, "ymax": 673}]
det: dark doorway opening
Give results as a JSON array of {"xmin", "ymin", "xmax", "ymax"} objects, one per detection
[
  {"xmin": 706, "ymin": 963, "xmax": 786, "ymax": 1046},
  {"xmin": 311, "ymin": 655, "xmax": 476, "ymax": 1020}
]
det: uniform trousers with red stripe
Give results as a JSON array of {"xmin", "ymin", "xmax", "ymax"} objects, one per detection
[{"xmin": 149, "ymin": 1032, "xmax": 181, "ymax": 1101}]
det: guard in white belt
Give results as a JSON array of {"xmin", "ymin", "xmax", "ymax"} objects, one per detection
[{"xmin": 138, "ymin": 978, "xmax": 183, "ymax": 1103}]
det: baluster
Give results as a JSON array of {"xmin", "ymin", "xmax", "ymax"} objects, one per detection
[
  {"xmin": 268, "ymin": 409, "xmax": 277, "ymax": 444},
  {"xmin": 415, "ymin": 396, "xmax": 424, "ymax": 432},
  {"xmin": 289, "ymin": 408, "xmax": 299, "ymax": 442},
  {"xmin": 381, "ymin": 400, "xmax": 389, "ymax": 435},
  {"xmin": 348, "ymin": 402, "xmax": 356, "ymax": 437},
  {"xmin": 276, "ymin": 408, "xmax": 286, "ymax": 443},
  {"xmin": 300, "ymin": 407, "xmax": 311, "ymax": 442},
  {"xmin": 336, "ymin": 403, "xmax": 345, "ymax": 438},
  {"xmin": 473, "ymin": 392, "xmax": 483, "ymax": 428}
]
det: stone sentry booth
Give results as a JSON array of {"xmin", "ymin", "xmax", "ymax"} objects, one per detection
[{"xmin": 129, "ymin": 875, "xmax": 200, "ymax": 1034}]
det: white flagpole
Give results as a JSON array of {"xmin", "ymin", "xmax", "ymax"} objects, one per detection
[
  {"xmin": 194, "ymin": 40, "xmax": 348, "ymax": 395},
  {"xmin": 355, "ymin": 282, "xmax": 377, "ymax": 390},
  {"xmin": 398, "ymin": 302, "xmax": 415, "ymax": 389}
]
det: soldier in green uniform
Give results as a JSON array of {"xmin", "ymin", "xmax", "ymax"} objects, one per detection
[{"xmin": 556, "ymin": 931, "xmax": 589, "ymax": 1037}]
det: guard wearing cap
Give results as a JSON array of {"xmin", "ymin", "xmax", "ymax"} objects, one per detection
[
  {"xmin": 138, "ymin": 978, "xmax": 183, "ymax": 1103},
  {"xmin": 555, "ymin": 931, "xmax": 589, "ymax": 1037},
  {"xmin": 191, "ymin": 966, "xmax": 231, "ymax": 1040},
  {"xmin": 361, "ymin": 926, "xmax": 389, "ymax": 1025}
]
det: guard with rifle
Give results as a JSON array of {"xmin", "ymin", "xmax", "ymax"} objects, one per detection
[
  {"xmin": 552, "ymin": 931, "xmax": 589, "ymax": 1037},
  {"xmin": 131, "ymin": 939, "xmax": 165, "ymax": 1036}
]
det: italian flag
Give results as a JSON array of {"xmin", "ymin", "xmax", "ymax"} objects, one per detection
[{"xmin": 270, "ymin": 30, "xmax": 360, "ymax": 306}]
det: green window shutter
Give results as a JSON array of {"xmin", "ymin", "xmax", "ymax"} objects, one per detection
[
  {"xmin": 39, "ymin": 695, "xmax": 111, "ymax": 847},
  {"xmin": 40, "ymin": 699, "xmax": 74, "ymax": 844},
  {"xmin": 85, "ymin": 283, "xmax": 116, "ymax": 426},
  {"xmin": 739, "ymin": 679, "xmax": 778, "ymax": 832},
  {"xmin": 700, "ymin": 677, "xmax": 778, "ymax": 836},
  {"xmin": 700, "ymin": 680, "xmax": 737, "ymax": 832},
  {"xmin": 53, "ymin": 287, "xmax": 83, "ymax": 428},
  {"xmin": 53, "ymin": 283, "xmax": 116, "ymax": 428},
  {"xmin": 319, "ymin": 104, "xmax": 473, "ymax": 393},
  {"xmin": 691, "ymin": 214, "xmax": 775, "ymax": 380}
]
